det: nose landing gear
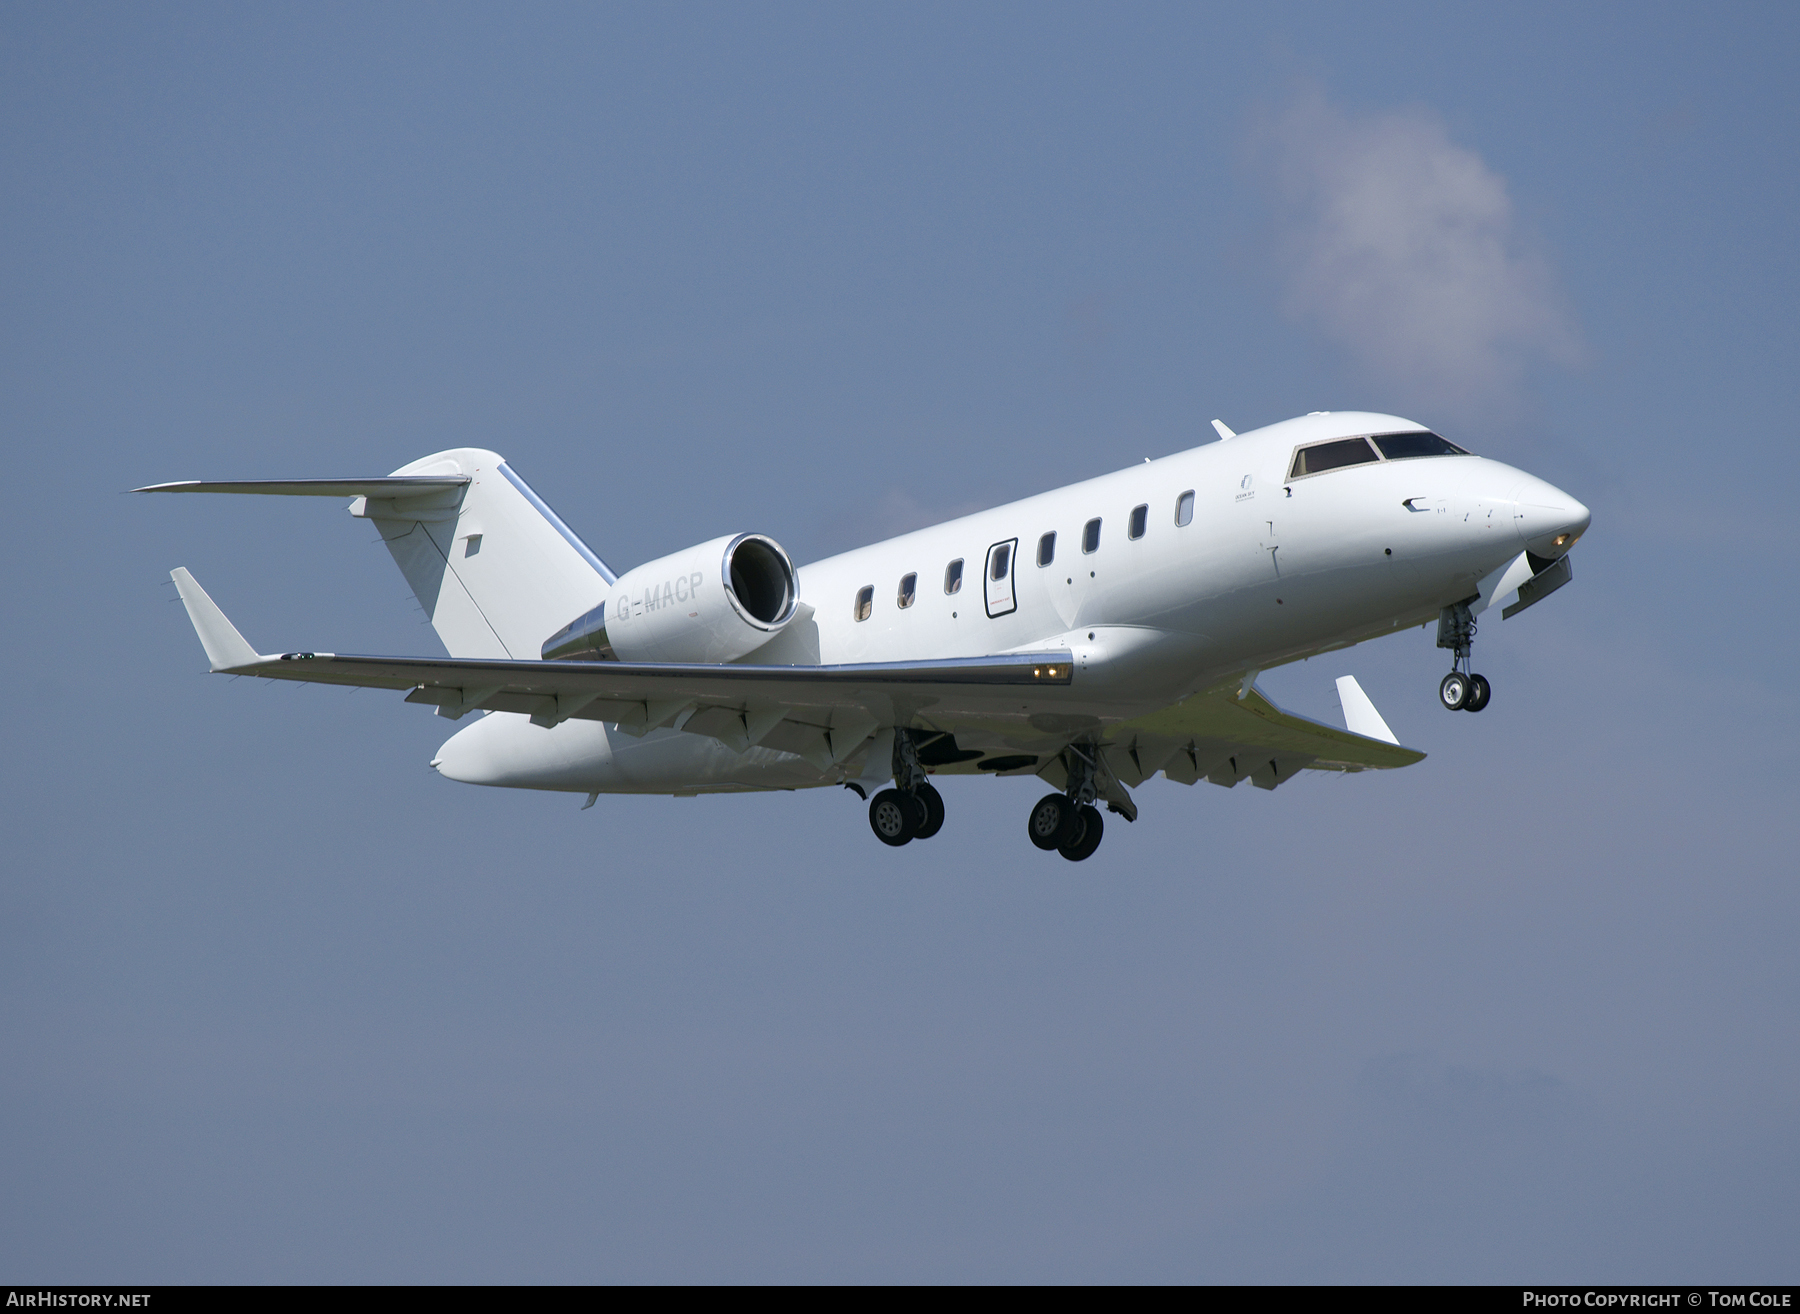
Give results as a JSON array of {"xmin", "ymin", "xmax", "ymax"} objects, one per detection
[
  {"xmin": 1438, "ymin": 670, "xmax": 1491, "ymax": 712},
  {"xmin": 1437, "ymin": 601, "xmax": 1492, "ymax": 713}
]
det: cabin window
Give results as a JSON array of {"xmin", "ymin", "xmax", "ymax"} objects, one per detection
[
  {"xmin": 1372, "ymin": 431, "xmax": 1469, "ymax": 460},
  {"xmin": 1037, "ymin": 532, "xmax": 1056, "ymax": 567},
  {"xmin": 897, "ymin": 572, "xmax": 917, "ymax": 609},
  {"xmin": 990, "ymin": 543, "xmax": 1011, "ymax": 581},
  {"xmin": 1128, "ymin": 504, "xmax": 1148, "ymax": 540},
  {"xmin": 1175, "ymin": 489, "xmax": 1194, "ymax": 526},
  {"xmin": 944, "ymin": 559, "xmax": 964, "ymax": 594},
  {"xmin": 1288, "ymin": 437, "xmax": 1380, "ymax": 480},
  {"xmin": 854, "ymin": 585, "xmax": 874, "ymax": 622},
  {"xmin": 1082, "ymin": 518, "xmax": 1102, "ymax": 554}
]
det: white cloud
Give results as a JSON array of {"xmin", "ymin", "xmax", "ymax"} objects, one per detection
[{"xmin": 1254, "ymin": 92, "xmax": 1583, "ymax": 419}]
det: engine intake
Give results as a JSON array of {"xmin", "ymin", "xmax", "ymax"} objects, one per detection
[{"xmin": 542, "ymin": 532, "xmax": 798, "ymax": 665}]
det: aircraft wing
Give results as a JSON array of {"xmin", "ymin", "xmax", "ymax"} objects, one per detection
[
  {"xmin": 170, "ymin": 567, "xmax": 1418, "ymax": 785},
  {"xmin": 169, "ymin": 568, "xmax": 1070, "ymax": 762},
  {"xmin": 1095, "ymin": 677, "xmax": 1424, "ymax": 796}
]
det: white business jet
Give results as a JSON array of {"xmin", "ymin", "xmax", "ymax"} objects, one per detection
[{"xmin": 143, "ymin": 411, "xmax": 1588, "ymax": 860}]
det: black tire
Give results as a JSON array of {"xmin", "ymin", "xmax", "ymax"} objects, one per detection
[
  {"xmin": 1439, "ymin": 671, "xmax": 1470, "ymax": 711},
  {"xmin": 913, "ymin": 782, "xmax": 945, "ymax": 839},
  {"xmin": 1464, "ymin": 673, "xmax": 1491, "ymax": 712},
  {"xmin": 1027, "ymin": 793, "xmax": 1079, "ymax": 851},
  {"xmin": 869, "ymin": 788, "xmax": 916, "ymax": 847},
  {"xmin": 1059, "ymin": 805, "xmax": 1104, "ymax": 861}
]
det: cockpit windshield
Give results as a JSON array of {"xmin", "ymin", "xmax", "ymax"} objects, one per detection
[
  {"xmin": 1288, "ymin": 430, "xmax": 1470, "ymax": 481},
  {"xmin": 1289, "ymin": 437, "xmax": 1378, "ymax": 478},
  {"xmin": 1371, "ymin": 431, "xmax": 1468, "ymax": 460}
]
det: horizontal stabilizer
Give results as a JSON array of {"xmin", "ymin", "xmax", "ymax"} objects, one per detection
[
  {"xmin": 1335, "ymin": 675, "xmax": 1399, "ymax": 744},
  {"xmin": 134, "ymin": 477, "xmax": 470, "ymax": 498},
  {"xmin": 170, "ymin": 568, "xmax": 262, "ymax": 672}
]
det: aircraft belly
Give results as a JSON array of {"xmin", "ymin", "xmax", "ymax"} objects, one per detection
[
  {"xmin": 605, "ymin": 729, "xmax": 827, "ymax": 793},
  {"xmin": 435, "ymin": 710, "xmax": 834, "ymax": 795}
]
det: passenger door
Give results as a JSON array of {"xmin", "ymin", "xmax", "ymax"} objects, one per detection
[{"xmin": 984, "ymin": 538, "xmax": 1018, "ymax": 618}]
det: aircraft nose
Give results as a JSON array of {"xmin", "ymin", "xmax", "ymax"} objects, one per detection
[{"xmin": 1512, "ymin": 478, "xmax": 1590, "ymax": 559}]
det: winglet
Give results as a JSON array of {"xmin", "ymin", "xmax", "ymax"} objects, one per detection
[
  {"xmin": 170, "ymin": 568, "xmax": 262, "ymax": 671},
  {"xmin": 1211, "ymin": 419, "xmax": 1236, "ymax": 441},
  {"xmin": 1335, "ymin": 676, "xmax": 1399, "ymax": 745}
]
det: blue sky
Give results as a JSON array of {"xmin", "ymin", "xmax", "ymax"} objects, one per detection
[{"xmin": 3, "ymin": 2, "xmax": 1795, "ymax": 1281}]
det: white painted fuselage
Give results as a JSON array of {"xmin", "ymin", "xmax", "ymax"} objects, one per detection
[{"xmin": 434, "ymin": 411, "xmax": 1589, "ymax": 794}]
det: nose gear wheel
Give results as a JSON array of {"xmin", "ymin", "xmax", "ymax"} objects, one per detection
[
  {"xmin": 1439, "ymin": 671, "xmax": 1470, "ymax": 711},
  {"xmin": 1464, "ymin": 673, "xmax": 1491, "ymax": 712},
  {"xmin": 1436, "ymin": 600, "xmax": 1493, "ymax": 713}
]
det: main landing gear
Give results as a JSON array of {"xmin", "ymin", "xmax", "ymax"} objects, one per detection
[
  {"xmin": 1026, "ymin": 744, "xmax": 1106, "ymax": 862},
  {"xmin": 1027, "ymin": 793, "xmax": 1103, "ymax": 861},
  {"xmin": 867, "ymin": 731, "xmax": 946, "ymax": 847},
  {"xmin": 1436, "ymin": 600, "xmax": 1492, "ymax": 713},
  {"xmin": 863, "ymin": 731, "xmax": 1116, "ymax": 860},
  {"xmin": 869, "ymin": 782, "xmax": 944, "ymax": 846}
]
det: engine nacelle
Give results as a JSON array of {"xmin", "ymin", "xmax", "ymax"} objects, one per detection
[{"xmin": 542, "ymin": 533, "xmax": 798, "ymax": 665}]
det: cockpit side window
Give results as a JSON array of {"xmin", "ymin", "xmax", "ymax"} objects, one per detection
[
  {"xmin": 1372, "ymin": 431, "xmax": 1469, "ymax": 460},
  {"xmin": 1289, "ymin": 437, "xmax": 1380, "ymax": 479}
]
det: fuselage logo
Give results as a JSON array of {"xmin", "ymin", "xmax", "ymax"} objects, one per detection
[{"xmin": 1235, "ymin": 474, "xmax": 1256, "ymax": 503}]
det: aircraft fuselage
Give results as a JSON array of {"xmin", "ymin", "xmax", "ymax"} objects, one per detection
[{"xmin": 433, "ymin": 411, "xmax": 1589, "ymax": 796}]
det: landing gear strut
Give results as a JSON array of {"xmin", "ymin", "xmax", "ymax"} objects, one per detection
[
  {"xmin": 866, "ymin": 730, "xmax": 945, "ymax": 847},
  {"xmin": 1025, "ymin": 744, "xmax": 1107, "ymax": 861},
  {"xmin": 1436, "ymin": 600, "xmax": 1492, "ymax": 713}
]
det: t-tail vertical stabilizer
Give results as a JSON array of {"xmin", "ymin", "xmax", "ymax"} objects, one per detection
[
  {"xmin": 351, "ymin": 450, "xmax": 615, "ymax": 658},
  {"xmin": 138, "ymin": 450, "xmax": 616, "ymax": 659}
]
